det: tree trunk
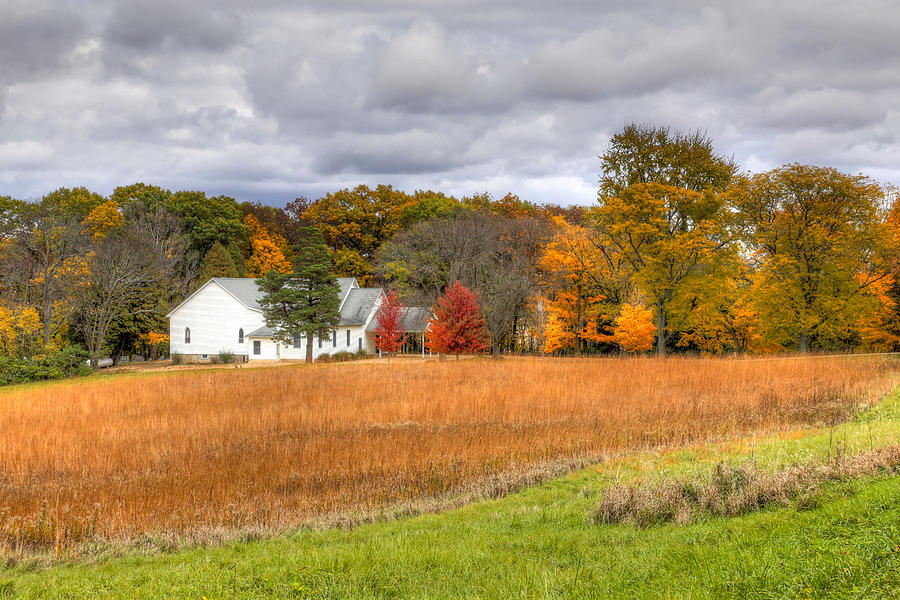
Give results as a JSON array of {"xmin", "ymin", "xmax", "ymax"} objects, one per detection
[
  {"xmin": 656, "ymin": 306, "xmax": 667, "ymax": 358},
  {"xmin": 41, "ymin": 292, "xmax": 53, "ymax": 348},
  {"xmin": 306, "ymin": 333, "xmax": 313, "ymax": 364},
  {"xmin": 575, "ymin": 287, "xmax": 583, "ymax": 357},
  {"xmin": 798, "ymin": 331, "xmax": 808, "ymax": 353}
]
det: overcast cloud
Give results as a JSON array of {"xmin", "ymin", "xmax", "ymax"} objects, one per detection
[{"xmin": 1, "ymin": 0, "xmax": 899, "ymax": 205}]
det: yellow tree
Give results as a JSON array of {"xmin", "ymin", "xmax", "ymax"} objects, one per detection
[
  {"xmin": 302, "ymin": 185, "xmax": 415, "ymax": 283},
  {"xmin": 591, "ymin": 183, "xmax": 730, "ymax": 356},
  {"xmin": 244, "ymin": 214, "xmax": 292, "ymax": 277},
  {"xmin": 84, "ymin": 200, "xmax": 124, "ymax": 238},
  {"xmin": 670, "ymin": 254, "xmax": 767, "ymax": 354},
  {"xmin": 0, "ymin": 305, "xmax": 42, "ymax": 357},
  {"xmin": 732, "ymin": 165, "xmax": 890, "ymax": 352}
]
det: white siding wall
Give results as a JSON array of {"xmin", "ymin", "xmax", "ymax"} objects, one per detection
[
  {"xmin": 169, "ymin": 283, "xmax": 265, "ymax": 357},
  {"xmin": 248, "ymin": 338, "xmax": 280, "ymax": 360},
  {"xmin": 276, "ymin": 325, "xmax": 371, "ymax": 360}
]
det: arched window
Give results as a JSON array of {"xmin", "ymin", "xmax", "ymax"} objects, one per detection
[
  {"xmin": 238, "ymin": 328, "xmax": 244, "ymax": 343},
  {"xmin": 185, "ymin": 327, "xmax": 191, "ymax": 344}
]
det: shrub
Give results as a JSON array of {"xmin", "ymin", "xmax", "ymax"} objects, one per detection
[
  {"xmin": 332, "ymin": 351, "xmax": 356, "ymax": 362},
  {"xmin": 0, "ymin": 345, "xmax": 91, "ymax": 386},
  {"xmin": 217, "ymin": 350, "xmax": 234, "ymax": 364},
  {"xmin": 47, "ymin": 345, "xmax": 91, "ymax": 377},
  {"xmin": 355, "ymin": 349, "xmax": 369, "ymax": 359},
  {"xmin": 315, "ymin": 354, "xmax": 333, "ymax": 363},
  {"xmin": 170, "ymin": 353, "xmax": 182, "ymax": 365}
]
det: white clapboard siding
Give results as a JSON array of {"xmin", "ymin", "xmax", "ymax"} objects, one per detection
[{"xmin": 169, "ymin": 282, "xmax": 265, "ymax": 357}]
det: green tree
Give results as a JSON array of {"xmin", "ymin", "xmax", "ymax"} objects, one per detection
[
  {"xmin": 731, "ymin": 164, "xmax": 889, "ymax": 352},
  {"xmin": 42, "ymin": 186, "xmax": 106, "ymax": 219},
  {"xmin": 110, "ymin": 182, "xmax": 172, "ymax": 214},
  {"xmin": 199, "ymin": 241, "xmax": 240, "ymax": 281},
  {"xmin": 165, "ymin": 191, "xmax": 247, "ymax": 273},
  {"xmin": 599, "ymin": 124, "xmax": 737, "ymax": 198},
  {"xmin": 256, "ymin": 227, "xmax": 341, "ymax": 364}
]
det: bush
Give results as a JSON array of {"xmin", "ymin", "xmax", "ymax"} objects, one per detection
[
  {"xmin": 48, "ymin": 345, "xmax": 92, "ymax": 378},
  {"xmin": 0, "ymin": 345, "xmax": 91, "ymax": 386},
  {"xmin": 217, "ymin": 350, "xmax": 234, "ymax": 364},
  {"xmin": 356, "ymin": 349, "xmax": 369, "ymax": 359},
  {"xmin": 332, "ymin": 351, "xmax": 356, "ymax": 362},
  {"xmin": 170, "ymin": 353, "xmax": 182, "ymax": 365},
  {"xmin": 315, "ymin": 354, "xmax": 333, "ymax": 363}
]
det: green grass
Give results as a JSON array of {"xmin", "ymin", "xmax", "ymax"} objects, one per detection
[{"xmin": 3, "ymin": 390, "xmax": 900, "ymax": 599}]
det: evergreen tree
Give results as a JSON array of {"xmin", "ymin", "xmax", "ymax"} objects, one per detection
[
  {"xmin": 199, "ymin": 241, "xmax": 239, "ymax": 282},
  {"xmin": 256, "ymin": 226, "xmax": 341, "ymax": 363}
]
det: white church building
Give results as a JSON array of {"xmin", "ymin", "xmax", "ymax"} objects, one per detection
[{"xmin": 167, "ymin": 277, "xmax": 430, "ymax": 361}]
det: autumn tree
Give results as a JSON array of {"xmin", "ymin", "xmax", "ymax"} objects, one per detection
[
  {"xmin": 861, "ymin": 188, "xmax": 900, "ymax": 351},
  {"xmin": 591, "ymin": 183, "xmax": 731, "ymax": 356},
  {"xmin": 244, "ymin": 214, "xmax": 292, "ymax": 277},
  {"xmin": 374, "ymin": 289, "xmax": 407, "ymax": 355},
  {"xmin": 302, "ymin": 184, "xmax": 414, "ymax": 283},
  {"xmin": 732, "ymin": 164, "xmax": 890, "ymax": 351},
  {"xmin": 73, "ymin": 222, "xmax": 167, "ymax": 366},
  {"xmin": 610, "ymin": 304, "xmax": 657, "ymax": 353},
  {"xmin": 84, "ymin": 200, "xmax": 124, "ymax": 238},
  {"xmin": 538, "ymin": 217, "xmax": 627, "ymax": 355},
  {"xmin": 0, "ymin": 304, "xmax": 42, "ymax": 358},
  {"xmin": 426, "ymin": 281, "xmax": 490, "ymax": 357},
  {"xmin": 599, "ymin": 124, "xmax": 737, "ymax": 198},
  {"xmin": 256, "ymin": 226, "xmax": 341, "ymax": 364},
  {"xmin": 9, "ymin": 195, "xmax": 92, "ymax": 348},
  {"xmin": 379, "ymin": 213, "xmax": 549, "ymax": 354},
  {"xmin": 671, "ymin": 255, "xmax": 765, "ymax": 354}
]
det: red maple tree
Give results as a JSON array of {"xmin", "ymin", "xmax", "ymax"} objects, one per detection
[
  {"xmin": 426, "ymin": 281, "xmax": 490, "ymax": 357},
  {"xmin": 374, "ymin": 289, "xmax": 407, "ymax": 354}
]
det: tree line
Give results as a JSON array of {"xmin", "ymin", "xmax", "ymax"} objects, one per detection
[{"xmin": 2, "ymin": 123, "xmax": 899, "ymax": 372}]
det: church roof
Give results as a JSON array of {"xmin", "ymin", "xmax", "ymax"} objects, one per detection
[
  {"xmin": 339, "ymin": 287, "xmax": 384, "ymax": 325},
  {"xmin": 212, "ymin": 277, "xmax": 358, "ymax": 312}
]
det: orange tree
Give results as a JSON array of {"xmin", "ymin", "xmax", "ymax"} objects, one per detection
[
  {"xmin": 538, "ymin": 217, "xmax": 626, "ymax": 355},
  {"xmin": 244, "ymin": 214, "xmax": 292, "ymax": 277}
]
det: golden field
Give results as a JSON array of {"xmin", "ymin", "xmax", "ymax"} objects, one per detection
[{"xmin": 0, "ymin": 355, "xmax": 896, "ymax": 555}]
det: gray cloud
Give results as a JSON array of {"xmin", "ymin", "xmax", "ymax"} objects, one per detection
[
  {"xmin": 0, "ymin": 2, "xmax": 86, "ymax": 83},
  {"xmin": 1, "ymin": 0, "xmax": 899, "ymax": 205}
]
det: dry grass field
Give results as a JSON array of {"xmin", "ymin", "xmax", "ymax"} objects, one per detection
[{"xmin": 0, "ymin": 355, "xmax": 896, "ymax": 556}]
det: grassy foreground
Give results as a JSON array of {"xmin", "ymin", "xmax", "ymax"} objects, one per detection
[{"xmin": 3, "ymin": 388, "xmax": 900, "ymax": 598}]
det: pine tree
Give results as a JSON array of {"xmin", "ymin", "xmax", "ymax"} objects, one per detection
[
  {"xmin": 374, "ymin": 290, "xmax": 407, "ymax": 355},
  {"xmin": 199, "ymin": 241, "xmax": 239, "ymax": 282},
  {"xmin": 426, "ymin": 281, "xmax": 489, "ymax": 358},
  {"xmin": 256, "ymin": 226, "xmax": 341, "ymax": 363}
]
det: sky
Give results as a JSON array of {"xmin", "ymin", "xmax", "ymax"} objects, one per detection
[{"xmin": 1, "ymin": 0, "xmax": 899, "ymax": 207}]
